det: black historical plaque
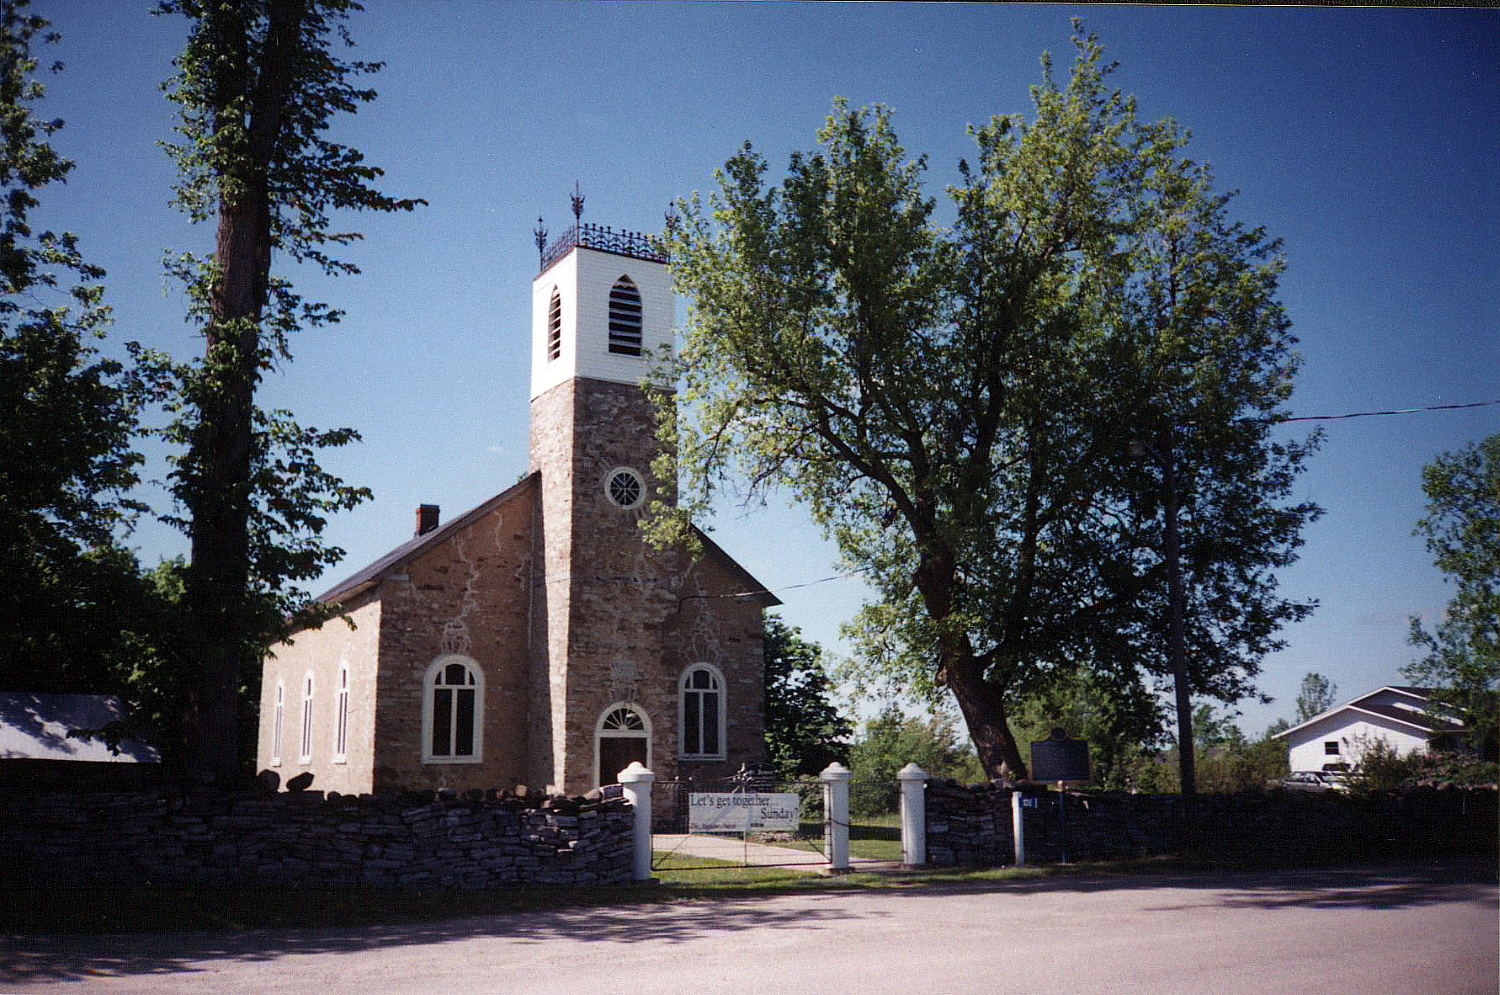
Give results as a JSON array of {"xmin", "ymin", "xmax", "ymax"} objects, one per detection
[{"xmin": 1030, "ymin": 727, "xmax": 1091, "ymax": 783}]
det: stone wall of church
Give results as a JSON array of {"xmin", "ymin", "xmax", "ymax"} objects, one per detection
[
  {"xmin": 665, "ymin": 556, "xmax": 769, "ymax": 785},
  {"xmin": 258, "ymin": 596, "xmax": 382, "ymax": 795},
  {"xmin": 537, "ymin": 377, "xmax": 768, "ymax": 796},
  {"xmin": 371, "ymin": 484, "xmax": 536, "ymax": 794},
  {"xmin": 558, "ymin": 377, "xmax": 679, "ymax": 794},
  {"xmin": 528, "ymin": 378, "xmax": 577, "ymax": 791}
]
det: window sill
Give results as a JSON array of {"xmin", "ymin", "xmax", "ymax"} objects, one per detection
[{"xmin": 422, "ymin": 755, "xmax": 484, "ymax": 765}]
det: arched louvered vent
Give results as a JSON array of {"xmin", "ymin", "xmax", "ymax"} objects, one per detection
[
  {"xmin": 608, "ymin": 276, "xmax": 643, "ymax": 356},
  {"xmin": 547, "ymin": 288, "xmax": 562, "ymax": 362}
]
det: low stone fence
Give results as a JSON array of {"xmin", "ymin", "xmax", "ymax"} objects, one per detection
[
  {"xmin": 1, "ymin": 785, "xmax": 634, "ymax": 889},
  {"xmin": 924, "ymin": 780, "xmax": 1499, "ymax": 866}
]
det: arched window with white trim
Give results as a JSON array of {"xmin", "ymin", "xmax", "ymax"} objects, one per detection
[
  {"xmin": 679, "ymin": 664, "xmax": 726, "ymax": 760},
  {"xmin": 596, "ymin": 702, "xmax": 651, "ymax": 787},
  {"xmin": 271, "ymin": 680, "xmax": 284, "ymax": 767},
  {"xmin": 422, "ymin": 655, "xmax": 484, "ymax": 763},
  {"xmin": 333, "ymin": 663, "xmax": 350, "ymax": 763},
  {"xmin": 607, "ymin": 275, "xmax": 642, "ymax": 356},
  {"xmin": 299, "ymin": 672, "xmax": 314, "ymax": 764}
]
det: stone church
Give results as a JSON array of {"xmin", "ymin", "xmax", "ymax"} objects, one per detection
[{"xmin": 255, "ymin": 221, "xmax": 777, "ymax": 796}]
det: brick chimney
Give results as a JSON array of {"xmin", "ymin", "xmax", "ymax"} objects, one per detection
[{"xmin": 415, "ymin": 504, "xmax": 440, "ymax": 537}]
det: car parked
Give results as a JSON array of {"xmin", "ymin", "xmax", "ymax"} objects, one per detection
[{"xmin": 1274, "ymin": 770, "xmax": 1350, "ymax": 792}]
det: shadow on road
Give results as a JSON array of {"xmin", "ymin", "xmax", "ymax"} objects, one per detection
[{"xmin": 3, "ymin": 855, "xmax": 1492, "ymax": 986}]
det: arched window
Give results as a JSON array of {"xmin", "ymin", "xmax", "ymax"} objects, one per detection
[
  {"xmin": 333, "ymin": 664, "xmax": 350, "ymax": 763},
  {"xmin": 271, "ymin": 680, "xmax": 284, "ymax": 767},
  {"xmin": 596, "ymin": 703, "xmax": 651, "ymax": 787},
  {"xmin": 607, "ymin": 275, "xmax": 642, "ymax": 356},
  {"xmin": 546, "ymin": 287, "xmax": 562, "ymax": 362},
  {"xmin": 679, "ymin": 664, "xmax": 726, "ymax": 760},
  {"xmin": 299, "ymin": 672, "xmax": 314, "ymax": 764},
  {"xmin": 423, "ymin": 655, "xmax": 484, "ymax": 763}
]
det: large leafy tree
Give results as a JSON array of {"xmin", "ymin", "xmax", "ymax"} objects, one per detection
[
  {"xmin": 1404, "ymin": 433, "xmax": 1499, "ymax": 757},
  {"xmin": 763, "ymin": 615, "xmax": 852, "ymax": 777},
  {"xmin": 654, "ymin": 26, "xmax": 1316, "ymax": 780},
  {"xmin": 146, "ymin": 0, "xmax": 422, "ymax": 784},
  {"xmin": 0, "ymin": 0, "xmax": 151, "ymax": 694}
]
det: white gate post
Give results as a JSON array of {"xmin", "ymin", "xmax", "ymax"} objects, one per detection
[
  {"xmin": 619, "ymin": 762, "xmax": 656, "ymax": 883},
  {"xmin": 897, "ymin": 762, "xmax": 929, "ymax": 868},
  {"xmin": 1011, "ymin": 789, "xmax": 1026, "ymax": 866},
  {"xmin": 821, "ymin": 761, "xmax": 852, "ymax": 874}
]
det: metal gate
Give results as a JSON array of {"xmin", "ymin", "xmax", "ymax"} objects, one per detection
[
  {"xmin": 649, "ymin": 768, "xmax": 900, "ymax": 873},
  {"xmin": 651, "ymin": 770, "xmax": 829, "ymax": 872}
]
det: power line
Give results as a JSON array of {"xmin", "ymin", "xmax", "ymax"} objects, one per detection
[
  {"xmin": 684, "ymin": 398, "xmax": 1500, "ymax": 607},
  {"xmin": 1282, "ymin": 399, "xmax": 1500, "ymax": 422},
  {"xmin": 679, "ymin": 565, "xmax": 872, "ymax": 607}
]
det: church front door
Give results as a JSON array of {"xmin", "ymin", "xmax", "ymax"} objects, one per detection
[
  {"xmin": 598, "ymin": 735, "xmax": 648, "ymax": 787},
  {"xmin": 596, "ymin": 703, "xmax": 651, "ymax": 787}
]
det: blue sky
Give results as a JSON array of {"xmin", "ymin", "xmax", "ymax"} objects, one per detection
[{"xmin": 31, "ymin": 2, "xmax": 1498, "ymax": 737}]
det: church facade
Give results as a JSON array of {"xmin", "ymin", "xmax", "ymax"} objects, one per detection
[{"xmin": 255, "ymin": 223, "xmax": 776, "ymax": 796}]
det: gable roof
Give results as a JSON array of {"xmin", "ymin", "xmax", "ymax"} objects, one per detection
[
  {"xmin": 691, "ymin": 527, "xmax": 782, "ymax": 608},
  {"xmin": 315, "ymin": 472, "xmax": 541, "ymax": 605},
  {"xmin": 0, "ymin": 693, "xmax": 160, "ymax": 763},
  {"xmin": 310, "ymin": 471, "xmax": 780, "ymax": 612},
  {"xmin": 1273, "ymin": 685, "xmax": 1464, "ymax": 740}
]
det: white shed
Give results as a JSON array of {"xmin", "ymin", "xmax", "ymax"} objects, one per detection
[{"xmin": 1274, "ymin": 686, "xmax": 1464, "ymax": 772}]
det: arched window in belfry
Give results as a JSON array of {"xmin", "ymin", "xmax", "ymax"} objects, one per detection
[
  {"xmin": 546, "ymin": 287, "xmax": 563, "ymax": 362},
  {"xmin": 607, "ymin": 275, "xmax": 643, "ymax": 356}
]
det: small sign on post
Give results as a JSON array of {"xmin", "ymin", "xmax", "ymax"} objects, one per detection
[{"xmin": 1029, "ymin": 727, "xmax": 1091, "ymax": 783}]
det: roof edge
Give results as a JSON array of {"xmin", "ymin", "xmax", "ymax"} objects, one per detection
[
  {"xmin": 691, "ymin": 525, "xmax": 782, "ymax": 607},
  {"xmin": 314, "ymin": 472, "xmax": 541, "ymax": 607},
  {"xmin": 1273, "ymin": 685, "xmax": 1453, "ymax": 740}
]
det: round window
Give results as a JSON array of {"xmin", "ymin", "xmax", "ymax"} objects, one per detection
[{"xmin": 604, "ymin": 467, "xmax": 645, "ymax": 509}]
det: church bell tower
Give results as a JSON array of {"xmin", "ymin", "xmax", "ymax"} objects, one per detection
[{"xmin": 525, "ymin": 197, "xmax": 677, "ymax": 793}]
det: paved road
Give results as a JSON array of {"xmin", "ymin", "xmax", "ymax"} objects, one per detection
[{"xmin": 4, "ymin": 857, "xmax": 1494, "ymax": 993}]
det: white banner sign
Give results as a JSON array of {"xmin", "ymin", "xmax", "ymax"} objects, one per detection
[{"xmin": 688, "ymin": 792, "xmax": 801, "ymax": 832}]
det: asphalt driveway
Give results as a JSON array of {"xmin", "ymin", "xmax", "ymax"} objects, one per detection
[{"xmin": 4, "ymin": 856, "xmax": 1495, "ymax": 993}]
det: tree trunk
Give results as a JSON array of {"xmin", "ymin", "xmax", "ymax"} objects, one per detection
[
  {"xmin": 1163, "ymin": 442, "xmax": 1196, "ymax": 805},
  {"xmin": 913, "ymin": 543, "xmax": 1029, "ymax": 779},
  {"xmin": 180, "ymin": 0, "xmax": 303, "ymax": 787},
  {"xmin": 181, "ymin": 195, "xmax": 266, "ymax": 786},
  {"xmin": 942, "ymin": 651, "xmax": 1028, "ymax": 779}
]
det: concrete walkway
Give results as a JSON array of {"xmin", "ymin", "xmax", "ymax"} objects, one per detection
[
  {"xmin": 653, "ymin": 833, "xmax": 828, "ymax": 871},
  {"xmin": 652, "ymin": 833, "xmax": 902, "ymax": 873}
]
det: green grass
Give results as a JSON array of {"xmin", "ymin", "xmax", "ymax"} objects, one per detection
[{"xmin": 730, "ymin": 813, "xmax": 904, "ymax": 862}]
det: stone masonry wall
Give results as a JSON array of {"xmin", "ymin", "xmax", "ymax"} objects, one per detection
[
  {"xmin": 530, "ymin": 376, "xmax": 769, "ymax": 796},
  {"xmin": 924, "ymin": 780, "xmax": 1498, "ymax": 866},
  {"xmin": 1, "ymin": 784, "xmax": 634, "ymax": 890},
  {"xmin": 258, "ymin": 595, "xmax": 382, "ymax": 795},
  {"xmin": 372, "ymin": 483, "xmax": 536, "ymax": 795}
]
